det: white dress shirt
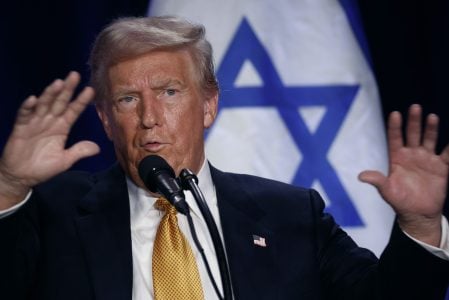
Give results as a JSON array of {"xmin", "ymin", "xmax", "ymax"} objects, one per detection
[
  {"xmin": 128, "ymin": 159, "xmax": 224, "ymax": 300},
  {"xmin": 1, "ymin": 160, "xmax": 449, "ymax": 300}
]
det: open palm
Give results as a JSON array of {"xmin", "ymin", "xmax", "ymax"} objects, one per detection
[
  {"xmin": 359, "ymin": 105, "xmax": 449, "ymax": 245},
  {"xmin": 0, "ymin": 72, "xmax": 99, "ymax": 202}
]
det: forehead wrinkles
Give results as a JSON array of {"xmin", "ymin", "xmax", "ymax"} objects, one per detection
[
  {"xmin": 109, "ymin": 50, "xmax": 201, "ymax": 93},
  {"xmin": 112, "ymin": 75, "xmax": 186, "ymax": 95}
]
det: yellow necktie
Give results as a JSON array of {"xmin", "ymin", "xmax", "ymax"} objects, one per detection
[{"xmin": 152, "ymin": 197, "xmax": 205, "ymax": 300}]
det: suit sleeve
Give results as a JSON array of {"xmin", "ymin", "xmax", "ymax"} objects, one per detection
[
  {"xmin": 0, "ymin": 193, "xmax": 40, "ymax": 300},
  {"xmin": 0, "ymin": 171, "xmax": 94, "ymax": 300},
  {"xmin": 310, "ymin": 189, "xmax": 449, "ymax": 300}
]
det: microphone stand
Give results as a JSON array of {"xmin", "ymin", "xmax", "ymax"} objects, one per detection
[{"xmin": 179, "ymin": 169, "xmax": 233, "ymax": 300}]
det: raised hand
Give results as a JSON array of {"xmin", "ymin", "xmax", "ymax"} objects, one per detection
[
  {"xmin": 0, "ymin": 72, "xmax": 100, "ymax": 209},
  {"xmin": 359, "ymin": 104, "xmax": 449, "ymax": 246}
]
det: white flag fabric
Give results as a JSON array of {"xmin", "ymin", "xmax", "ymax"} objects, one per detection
[{"xmin": 148, "ymin": 0, "xmax": 394, "ymax": 256}]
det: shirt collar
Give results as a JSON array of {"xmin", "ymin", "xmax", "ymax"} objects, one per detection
[
  {"xmin": 127, "ymin": 159, "xmax": 216, "ymax": 220},
  {"xmin": 187, "ymin": 159, "xmax": 217, "ymax": 219}
]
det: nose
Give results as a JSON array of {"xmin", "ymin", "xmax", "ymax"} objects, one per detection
[{"xmin": 139, "ymin": 94, "xmax": 161, "ymax": 129}]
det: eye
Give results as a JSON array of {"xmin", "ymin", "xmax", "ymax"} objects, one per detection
[
  {"xmin": 165, "ymin": 89, "xmax": 177, "ymax": 96},
  {"xmin": 115, "ymin": 95, "xmax": 139, "ymax": 112},
  {"xmin": 118, "ymin": 95, "xmax": 137, "ymax": 103}
]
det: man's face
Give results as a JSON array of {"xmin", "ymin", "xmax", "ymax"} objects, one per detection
[{"xmin": 97, "ymin": 49, "xmax": 218, "ymax": 190}]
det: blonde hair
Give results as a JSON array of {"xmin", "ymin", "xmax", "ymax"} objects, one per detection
[{"xmin": 88, "ymin": 16, "xmax": 219, "ymax": 107}]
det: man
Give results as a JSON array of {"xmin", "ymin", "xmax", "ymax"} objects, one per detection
[{"xmin": 0, "ymin": 16, "xmax": 448, "ymax": 300}]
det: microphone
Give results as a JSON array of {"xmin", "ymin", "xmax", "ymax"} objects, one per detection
[{"xmin": 138, "ymin": 155, "xmax": 189, "ymax": 215}]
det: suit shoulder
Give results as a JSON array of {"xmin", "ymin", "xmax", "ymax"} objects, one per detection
[
  {"xmin": 214, "ymin": 169, "xmax": 324, "ymax": 210},
  {"xmin": 34, "ymin": 163, "xmax": 124, "ymax": 200},
  {"xmin": 212, "ymin": 169, "xmax": 326, "ymax": 227},
  {"xmin": 36, "ymin": 170, "xmax": 95, "ymax": 195},
  {"xmin": 225, "ymin": 171, "xmax": 311, "ymax": 195},
  {"xmin": 35, "ymin": 164, "xmax": 121, "ymax": 195}
]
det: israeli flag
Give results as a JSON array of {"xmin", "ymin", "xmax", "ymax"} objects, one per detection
[{"xmin": 149, "ymin": 0, "xmax": 394, "ymax": 256}]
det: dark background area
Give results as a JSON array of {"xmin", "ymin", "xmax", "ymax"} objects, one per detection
[
  {"xmin": 359, "ymin": 0, "xmax": 449, "ymax": 147},
  {"xmin": 358, "ymin": 0, "xmax": 449, "ymax": 215},
  {"xmin": 1, "ymin": 1, "xmax": 448, "ymax": 297},
  {"xmin": 0, "ymin": 0, "xmax": 149, "ymax": 171},
  {"xmin": 0, "ymin": 0, "xmax": 448, "ymax": 218}
]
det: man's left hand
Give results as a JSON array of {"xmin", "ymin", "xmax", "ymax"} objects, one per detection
[{"xmin": 359, "ymin": 104, "xmax": 449, "ymax": 247}]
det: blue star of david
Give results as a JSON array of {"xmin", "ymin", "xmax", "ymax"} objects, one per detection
[{"xmin": 209, "ymin": 18, "xmax": 364, "ymax": 227}]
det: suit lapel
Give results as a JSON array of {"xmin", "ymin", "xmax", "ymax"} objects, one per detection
[
  {"xmin": 75, "ymin": 164, "xmax": 133, "ymax": 300},
  {"xmin": 73, "ymin": 164, "xmax": 280, "ymax": 299},
  {"xmin": 211, "ymin": 167, "xmax": 280, "ymax": 299}
]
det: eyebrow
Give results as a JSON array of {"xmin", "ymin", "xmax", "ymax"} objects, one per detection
[
  {"xmin": 111, "ymin": 87, "xmax": 139, "ymax": 97},
  {"xmin": 151, "ymin": 78, "xmax": 185, "ymax": 88},
  {"xmin": 112, "ymin": 78, "xmax": 186, "ymax": 94}
]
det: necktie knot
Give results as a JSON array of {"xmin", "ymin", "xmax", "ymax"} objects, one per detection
[{"xmin": 155, "ymin": 197, "xmax": 177, "ymax": 215}]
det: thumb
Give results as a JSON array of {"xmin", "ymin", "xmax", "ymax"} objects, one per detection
[
  {"xmin": 64, "ymin": 141, "xmax": 100, "ymax": 167},
  {"xmin": 358, "ymin": 170, "xmax": 387, "ymax": 191}
]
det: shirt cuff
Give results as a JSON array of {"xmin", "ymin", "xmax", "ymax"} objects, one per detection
[
  {"xmin": 0, "ymin": 190, "xmax": 32, "ymax": 219},
  {"xmin": 402, "ymin": 215, "xmax": 449, "ymax": 260}
]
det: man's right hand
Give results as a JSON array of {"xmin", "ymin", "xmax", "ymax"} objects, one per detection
[{"xmin": 0, "ymin": 71, "xmax": 100, "ymax": 210}]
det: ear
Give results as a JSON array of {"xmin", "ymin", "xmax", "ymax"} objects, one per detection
[
  {"xmin": 203, "ymin": 91, "xmax": 219, "ymax": 129},
  {"xmin": 96, "ymin": 104, "xmax": 113, "ymax": 141}
]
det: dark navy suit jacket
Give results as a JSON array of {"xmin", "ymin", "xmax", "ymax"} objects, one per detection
[{"xmin": 1, "ymin": 163, "xmax": 448, "ymax": 299}]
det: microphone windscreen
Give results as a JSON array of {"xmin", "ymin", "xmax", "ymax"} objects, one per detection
[{"xmin": 138, "ymin": 155, "xmax": 175, "ymax": 193}]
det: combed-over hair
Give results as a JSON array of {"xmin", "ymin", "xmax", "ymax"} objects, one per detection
[{"xmin": 88, "ymin": 16, "xmax": 219, "ymax": 107}]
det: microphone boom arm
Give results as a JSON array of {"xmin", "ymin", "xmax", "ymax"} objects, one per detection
[{"xmin": 179, "ymin": 169, "xmax": 233, "ymax": 300}]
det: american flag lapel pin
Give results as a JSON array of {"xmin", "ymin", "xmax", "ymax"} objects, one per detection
[{"xmin": 252, "ymin": 234, "xmax": 267, "ymax": 247}]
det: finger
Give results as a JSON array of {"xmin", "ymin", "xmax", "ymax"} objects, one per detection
[
  {"xmin": 406, "ymin": 104, "xmax": 422, "ymax": 147},
  {"xmin": 358, "ymin": 170, "xmax": 388, "ymax": 191},
  {"xmin": 63, "ymin": 87, "xmax": 95, "ymax": 125},
  {"xmin": 35, "ymin": 79, "xmax": 64, "ymax": 116},
  {"xmin": 63, "ymin": 141, "xmax": 101, "ymax": 169},
  {"xmin": 422, "ymin": 113, "xmax": 439, "ymax": 151},
  {"xmin": 50, "ymin": 71, "xmax": 81, "ymax": 116},
  {"xmin": 16, "ymin": 96, "xmax": 38, "ymax": 124},
  {"xmin": 387, "ymin": 111, "xmax": 403, "ymax": 153}
]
